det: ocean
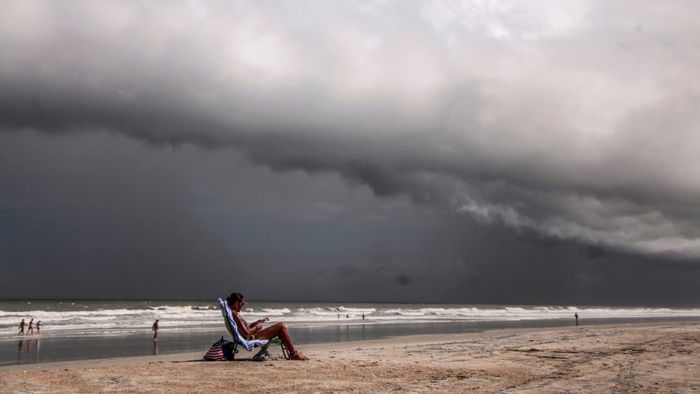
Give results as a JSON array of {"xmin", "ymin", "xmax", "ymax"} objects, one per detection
[{"xmin": 2, "ymin": 299, "xmax": 700, "ymax": 366}]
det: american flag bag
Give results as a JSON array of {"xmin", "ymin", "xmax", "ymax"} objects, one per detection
[{"xmin": 203, "ymin": 337, "xmax": 229, "ymax": 361}]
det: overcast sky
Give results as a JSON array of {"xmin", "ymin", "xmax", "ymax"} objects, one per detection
[{"xmin": 1, "ymin": 1, "xmax": 699, "ymax": 305}]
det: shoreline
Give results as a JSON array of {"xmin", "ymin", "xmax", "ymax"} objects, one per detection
[
  {"xmin": 4, "ymin": 316, "xmax": 699, "ymax": 368},
  {"xmin": 0, "ymin": 319, "xmax": 682, "ymax": 371},
  {"xmin": 2, "ymin": 321, "xmax": 699, "ymax": 392}
]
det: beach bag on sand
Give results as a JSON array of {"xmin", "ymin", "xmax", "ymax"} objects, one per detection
[{"xmin": 203, "ymin": 337, "xmax": 236, "ymax": 361}]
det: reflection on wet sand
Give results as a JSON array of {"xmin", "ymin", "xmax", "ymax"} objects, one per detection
[{"xmin": 17, "ymin": 338, "xmax": 41, "ymax": 364}]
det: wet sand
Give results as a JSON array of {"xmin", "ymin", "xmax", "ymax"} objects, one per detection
[{"xmin": 1, "ymin": 321, "xmax": 698, "ymax": 392}]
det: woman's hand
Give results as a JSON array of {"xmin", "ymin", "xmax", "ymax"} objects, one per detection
[{"xmin": 249, "ymin": 317, "xmax": 269, "ymax": 332}]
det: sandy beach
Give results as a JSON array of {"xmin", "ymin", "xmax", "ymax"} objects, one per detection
[{"xmin": 1, "ymin": 321, "xmax": 698, "ymax": 393}]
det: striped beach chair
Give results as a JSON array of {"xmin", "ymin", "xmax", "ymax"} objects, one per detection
[{"xmin": 217, "ymin": 298, "xmax": 286, "ymax": 360}]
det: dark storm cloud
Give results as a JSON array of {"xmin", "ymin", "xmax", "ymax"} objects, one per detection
[
  {"xmin": 2, "ymin": 0, "xmax": 700, "ymax": 260},
  {"xmin": 2, "ymin": 130, "xmax": 699, "ymax": 303}
]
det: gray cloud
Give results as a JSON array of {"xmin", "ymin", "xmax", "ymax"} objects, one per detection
[
  {"xmin": 2, "ymin": 0, "xmax": 700, "ymax": 261},
  {"xmin": 2, "ymin": 129, "xmax": 699, "ymax": 304}
]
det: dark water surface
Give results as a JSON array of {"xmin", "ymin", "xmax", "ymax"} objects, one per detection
[{"xmin": 3, "ymin": 317, "xmax": 698, "ymax": 366}]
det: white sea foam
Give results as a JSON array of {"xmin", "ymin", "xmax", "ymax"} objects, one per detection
[
  {"xmin": 1, "ymin": 301, "xmax": 699, "ymax": 341},
  {"xmin": 260, "ymin": 308, "xmax": 292, "ymax": 315}
]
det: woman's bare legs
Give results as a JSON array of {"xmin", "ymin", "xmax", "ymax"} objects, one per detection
[{"xmin": 256, "ymin": 323, "xmax": 309, "ymax": 360}]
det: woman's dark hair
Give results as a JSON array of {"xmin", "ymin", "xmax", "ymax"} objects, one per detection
[{"xmin": 226, "ymin": 292, "xmax": 244, "ymax": 307}]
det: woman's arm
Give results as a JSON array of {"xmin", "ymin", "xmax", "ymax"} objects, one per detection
[{"xmin": 232, "ymin": 312, "xmax": 261, "ymax": 337}]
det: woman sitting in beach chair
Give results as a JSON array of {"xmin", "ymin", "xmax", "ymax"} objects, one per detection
[{"xmin": 226, "ymin": 292, "xmax": 309, "ymax": 361}]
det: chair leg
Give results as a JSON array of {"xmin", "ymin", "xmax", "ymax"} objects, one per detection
[
  {"xmin": 252, "ymin": 341, "xmax": 271, "ymax": 361},
  {"xmin": 280, "ymin": 340, "xmax": 291, "ymax": 360}
]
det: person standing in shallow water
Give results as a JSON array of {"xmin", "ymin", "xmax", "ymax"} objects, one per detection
[
  {"xmin": 18, "ymin": 319, "xmax": 26, "ymax": 335},
  {"xmin": 27, "ymin": 318, "xmax": 34, "ymax": 335},
  {"xmin": 575, "ymin": 312, "xmax": 579, "ymax": 326},
  {"xmin": 227, "ymin": 292, "xmax": 309, "ymax": 360},
  {"xmin": 152, "ymin": 320, "xmax": 159, "ymax": 340},
  {"xmin": 35, "ymin": 321, "xmax": 42, "ymax": 335}
]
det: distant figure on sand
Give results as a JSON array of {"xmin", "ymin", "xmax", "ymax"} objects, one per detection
[
  {"xmin": 18, "ymin": 319, "xmax": 26, "ymax": 335},
  {"xmin": 226, "ymin": 292, "xmax": 309, "ymax": 360},
  {"xmin": 152, "ymin": 320, "xmax": 159, "ymax": 340},
  {"xmin": 27, "ymin": 318, "xmax": 34, "ymax": 335},
  {"xmin": 575, "ymin": 312, "xmax": 579, "ymax": 326},
  {"xmin": 36, "ymin": 321, "xmax": 42, "ymax": 335}
]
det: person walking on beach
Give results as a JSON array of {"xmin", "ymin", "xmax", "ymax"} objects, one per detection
[
  {"xmin": 227, "ymin": 292, "xmax": 309, "ymax": 360},
  {"xmin": 27, "ymin": 318, "xmax": 34, "ymax": 335},
  {"xmin": 35, "ymin": 321, "xmax": 42, "ymax": 335},
  {"xmin": 152, "ymin": 319, "xmax": 159, "ymax": 340},
  {"xmin": 574, "ymin": 312, "xmax": 579, "ymax": 326},
  {"xmin": 18, "ymin": 319, "xmax": 26, "ymax": 335}
]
